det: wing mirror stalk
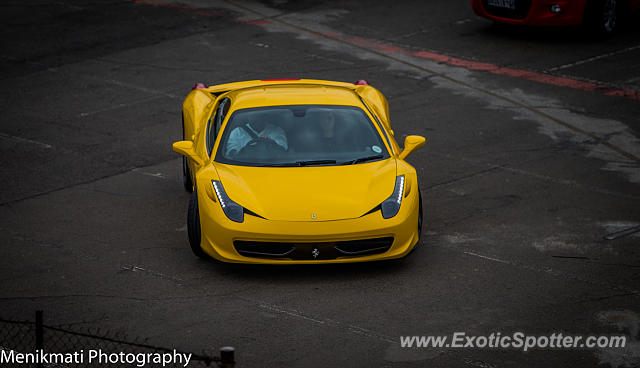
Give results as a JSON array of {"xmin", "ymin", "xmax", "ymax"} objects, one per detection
[
  {"xmin": 173, "ymin": 141, "xmax": 204, "ymax": 166},
  {"xmin": 398, "ymin": 135, "xmax": 426, "ymax": 160}
]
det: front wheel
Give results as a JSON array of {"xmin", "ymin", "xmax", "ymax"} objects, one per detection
[
  {"xmin": 187, "ymin": 191, "xmax": 208, "ymax": 259},
  {"xmin": 182, "ymin": 117, "xmax": 193, "ymax": 192},
  {"xmin": 418, "ymin": 190, "xmax": 423, "ymax": 242},
  {"xmin": 585, "ymin": 0, "xmax": 618, "ymax": 36},
  {"xmin": 183, "ymin": 156, "xmax": 193, "ymax": 192}
]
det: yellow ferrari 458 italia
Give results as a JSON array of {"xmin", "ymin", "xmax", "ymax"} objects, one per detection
[{"xmin": 172, "ymin": 79, "xmax": 425, "ymax": 264}]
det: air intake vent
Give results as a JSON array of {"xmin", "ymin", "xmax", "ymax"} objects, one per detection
[{"xmin": 234, "ymin": 237, "xmax": 394, "ymax": 260}]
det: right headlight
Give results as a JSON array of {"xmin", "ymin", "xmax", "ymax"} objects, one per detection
[
  {"xmin": 381, "ymin": 175, "xmax": 405, "ymax": 219},
  {"xmin": 211, "ymin": 180, "xmax": 244, "ymax": 223}
]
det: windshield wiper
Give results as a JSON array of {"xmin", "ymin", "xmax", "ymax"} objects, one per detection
[
  {"xmin": 258, "ymin": 162, "xmax": 299, "ymax": 167},
  {"xmin": 258, "ymin": 160, "xmax": 337, "ymax": 167},
  {"xmin": 340, "ymin": 154, "xmax": 383, "ymax": 165},
  {"xmin": 296, "ymin": 159, "xmax": 337, "ymax": 166}
]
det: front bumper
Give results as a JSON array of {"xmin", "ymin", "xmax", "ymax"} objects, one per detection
[
  {"xmin": 471, "ymin": 0, "xmax": 586, "ymax": 26},
  {"xmin": 196, "ymin": 187, "xmax": 421, "ymax": 264}
]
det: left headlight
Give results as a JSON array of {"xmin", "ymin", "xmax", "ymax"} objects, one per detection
[
  {"xmin": 381, "ymin": 175, "xmax": 405, "ymax": 219},
  {"xmin": 211, "ymin": 180, "xmax": 244, "ymax": 223}
]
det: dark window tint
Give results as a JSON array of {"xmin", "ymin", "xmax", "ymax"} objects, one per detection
[
  {"xmin": 207, "ymin": 98, "xmax": 231, "ymax": 156},
  {"xmin": 215, "ymin": 105, "xmax": 389, "ymax": 167}
]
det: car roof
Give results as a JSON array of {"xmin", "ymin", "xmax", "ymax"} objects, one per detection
[
  {"xmin": 224, "ymin": 83, "xmax": 365, "ymax": 110},
  {"xmin": 205, "ymin": 79, "xmax": 355, "ymax": 94}
]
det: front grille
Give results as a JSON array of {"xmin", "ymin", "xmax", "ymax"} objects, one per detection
[
  {"xmin": 482, "ymin": 0, "xmax": 531, "ymax": 19},
  {"xmin": 234, "ymin": 237, "xmax": 394, "ymax": 260}
]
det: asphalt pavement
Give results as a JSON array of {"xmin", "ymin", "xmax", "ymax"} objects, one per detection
[{"xmin": 1, "ymin": 1, "xmax": 639, "ymax": 367}]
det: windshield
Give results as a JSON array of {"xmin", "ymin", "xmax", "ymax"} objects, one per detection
[{"xmin": 214, "ymin": 105, "xmax": 390, "ymax": 166}]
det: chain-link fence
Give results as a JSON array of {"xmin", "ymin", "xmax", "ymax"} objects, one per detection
[{"xmin": 0, "ymin": 311, "xmax": 235, "ymax": 368}]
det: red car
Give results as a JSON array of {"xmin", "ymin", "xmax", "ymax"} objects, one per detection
[{"xmin": 471, "ymin": 0, "xmax": 640, "ymax": 34}]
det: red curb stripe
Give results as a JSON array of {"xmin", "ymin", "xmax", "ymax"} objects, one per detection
[
  {"xmin": 244, "ymin": 19, "xmax": 271, "ymax": 25},
  {"xmin": 336, "ymin": 35, "xmax": 640, "ymax": 102}
]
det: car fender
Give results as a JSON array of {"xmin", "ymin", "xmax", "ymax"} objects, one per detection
[
  {"xmin": 182, "ymin": 88, "xmax": 216, "ymax": 144},
  {"xmin": 396, "ymin": 159, "xmax": 419, "ymax": 200}
]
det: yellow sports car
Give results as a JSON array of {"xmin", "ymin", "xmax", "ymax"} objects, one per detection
[{"xmin": 172, "ymin": 79, "xmax": 425, "ymax": 263}]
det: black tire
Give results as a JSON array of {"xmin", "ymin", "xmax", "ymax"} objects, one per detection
[
  {"xmin": 585, "ymin": 0, "xmax": 619, "ymax": 36},
  {"xmin": 182, "ymin": 118, "xmax": 193, "ymax": 192},
  {"xmin": 418, "ymin": 190, "xmax": 423, "ymax": 242},
  {"xmin": 183, "ymin": 156, "xmax": 193, "ymax": 192},
  {"xmin": 187, "ymin": 191, "xmax": 208, "ymax": 259}
]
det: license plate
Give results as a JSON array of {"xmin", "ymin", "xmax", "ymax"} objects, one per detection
[{"xmin": 487, "ymin": 0, "xmax": 515, "ymax": 9}]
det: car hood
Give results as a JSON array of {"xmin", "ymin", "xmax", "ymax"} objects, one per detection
[{"xmin": 214, "ymin": 159, "xmax": 397, "ymax": 222}]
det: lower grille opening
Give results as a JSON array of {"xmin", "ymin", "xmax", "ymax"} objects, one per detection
[
  {"xmin": 234, "ymin": 237, "xmax": 394, "ymax": 260},
  {"xmin": 234, "ymin": 242, "xmax": 295, "ymax": 258},
  {"xmin": 334, "ymin": 238, "xmax": 394, "ymax": 255},
  {"xmin": 482, "ymin": 0, "xmax": 531, "ymax": 19}
]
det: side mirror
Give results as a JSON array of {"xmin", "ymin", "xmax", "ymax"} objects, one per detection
[
  {"xmin": 173, "ymin": 141, "xmax": 204, "ymax": 166},
  {"xmin": 398, "ymin": 135, "xmax": 426, "ymax": 160}
]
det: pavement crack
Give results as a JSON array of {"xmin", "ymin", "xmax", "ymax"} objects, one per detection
[
  {"xmin": 236, "ymin": 296, "xmax": 398, "ymax": 344},
  {"xmin": 463, "ymin": 251, "xmax": 640, "ymax": 298},
  {"xmin": 551, "ymin": 255, "xmax": 590, "ymax": 260},
  {"xmin": 120, "ymin": 265, "xmax": 185, "ymax": 285},
  {"xmin": 423, "ymin": 167, "xmax": 499, "ymax": 192},
  {"xmin": 430, "ymin": 152, "xmax": 640, "ymax": 200},
  {"xmin": 0, "ymin": 158, "xmax": 179, "ymax": 207},
  {"xmin": 0, "ymin": 294, "xmax": 242, "ymax": 301},
  {"xmin": 577, "ymin": 292, "xmax": 640, "ymax": 303}
]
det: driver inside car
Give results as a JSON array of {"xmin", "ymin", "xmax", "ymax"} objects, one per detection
[{"xmin": 225, "ymin": 119, "xmax": 288, "ymax": 157}]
